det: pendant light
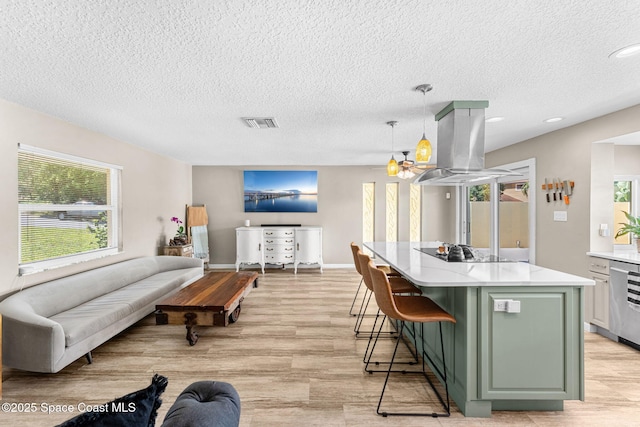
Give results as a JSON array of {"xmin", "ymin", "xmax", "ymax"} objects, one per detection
[
  {"xmin": 386, "ymin": 121, "xmax": 399, "ymax": 177},
  {"xmin": 415, "ymin": 84, "xmax": 433, "ymax": 163}
]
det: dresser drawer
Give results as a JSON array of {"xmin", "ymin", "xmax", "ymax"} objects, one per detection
[
  {"xmin": 263, "ymin": 229, "xmax": 295, "ymax": 238},
  {"xmin": 265, "ymin": 253, "xmax": 295, "ymax": 263},
  {"xmin": 264, "ymin": 237, "xmax": 294, "ymax": 245},
  {"xmin": 264, "ymin": 245, "xmax": 294, "ymax": 254}
]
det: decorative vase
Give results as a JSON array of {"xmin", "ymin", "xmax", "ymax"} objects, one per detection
[{"xmin": 170, "ymin": 235, "xmax": 188, "ymax": 246}]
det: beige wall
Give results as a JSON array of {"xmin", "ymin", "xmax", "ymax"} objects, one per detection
[
  {"xmin": 0, "ymin": 99, "xmax": 192, "ymax": 297},
  {"xmin": 591, "ymin": 144, "xmax": 640, "ymax": 248},
  {"xmin": 614, "ymin": 145, "xmax": 640, "ymax": 175},
  {"xmin": 192, "ymin": 166, "xmax": 456, "ymax": 266},
  {"xmin": 422, "ymin": 186, "xmax": 457, "ymax": 244},
  {"xmin": 487, "ymin": 104, "xmax": 640, "ymax": 276}
]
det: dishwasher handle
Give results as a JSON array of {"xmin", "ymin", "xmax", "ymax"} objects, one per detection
[{"xmin": 610, "ymin": 267, "xmax": 632, "ymax": 274}]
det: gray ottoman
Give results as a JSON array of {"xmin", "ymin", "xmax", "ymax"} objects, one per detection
[{"xmin": 161, "ymin": 381, "xmax": 241, "ymax": 427}]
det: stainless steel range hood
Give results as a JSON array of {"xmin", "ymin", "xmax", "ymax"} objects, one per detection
[{"xmin": 414, "ymin": 101, "xmax": 519, "ymax": 186}]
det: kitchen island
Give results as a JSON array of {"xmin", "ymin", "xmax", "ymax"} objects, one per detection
[{"xmin": 364, "ymin": 241, "xmax": 594, "ymax": 417}]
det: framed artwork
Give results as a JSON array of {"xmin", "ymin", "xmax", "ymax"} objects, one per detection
[{"xmin": 243, "ymin": 170, "xmax": 318, "ymax": 213}]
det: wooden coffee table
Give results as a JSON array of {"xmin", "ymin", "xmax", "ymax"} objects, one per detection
[{"xmin": 155, "ymin": 271, "xmax": 259, "ymax": 345}]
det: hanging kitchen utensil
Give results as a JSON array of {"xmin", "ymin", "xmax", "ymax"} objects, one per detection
[
  {"xmin": 545, "ymin": 178, "xmax": 550, "ymax": 202},
  {"xmin": 558, "ymin": 177, "xmax": 563, "ymax": 199},
  {"xmin": 552, "ymin": 179, "xmax": 557, "ymax": 201},
  {"xmin": 563, "ymin": 180, "xmax": 572, "ymax": 204}
]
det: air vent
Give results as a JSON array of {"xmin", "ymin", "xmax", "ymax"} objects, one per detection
[{"xmin": 242, "ymin": 117, "xmax": 279, "ymax": 129}]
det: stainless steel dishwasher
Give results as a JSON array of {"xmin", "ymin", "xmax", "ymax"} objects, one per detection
[{"xmin": 609, "ymin": 260, "xmax": 640, "ymax": 349}]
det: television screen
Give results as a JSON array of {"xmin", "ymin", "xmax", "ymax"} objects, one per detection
[{"xmin": 243, "ymin": 170, "xmax": 318, "ymax": 213}]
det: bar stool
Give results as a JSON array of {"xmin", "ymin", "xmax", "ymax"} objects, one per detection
[
  {"xmin": 366, "ymin": 259, "xmax": 456, "ymax": 418},
  {"xmin": 349, "ymin": 242, "xmax": 367, "ymax": 317},
  {"xmin": 357, "ymin": 251, "xmax": 421, "ymax": 366},
  {"xmin": 349, "ymin": 243, "xmax": 401, "ymax": 335},
  {"xmin": 351, "ymin": 244, "xmax": 414, "ymax": 335}
]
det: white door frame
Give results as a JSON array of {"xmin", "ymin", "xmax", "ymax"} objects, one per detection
[{"xmin": 458, "ymin": 158, "xmax": 536, "ymax": 263}]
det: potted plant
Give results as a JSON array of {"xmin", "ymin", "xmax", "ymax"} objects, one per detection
[
  {"xmin": 170, "ymin": 216, "xmax": 188, "ymax": 246},
  {"xmin": 614, "ymin": 211, "xmax": 640, "ymax": 252}
]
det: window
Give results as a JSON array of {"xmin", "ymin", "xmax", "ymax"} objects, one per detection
[
  {"xmin": 466, "ymin": 183, "xmax": 491, "ymax": 248},
  {"xmin": 18, "ymin": 145, "xmax": 122, "ymax": 273},
  {"xmin": 409, "ymin": 183, "xmax": 421, "ymax": 242},
  {"xmin": 362, "ymin": 182, "xmax": 375, "ymax": 243},
  {"xmin": 614, "ymin": 177, "xmax": 639, "ymax": 248},
  {"xmin": 386, "ymin": 182, "xmax": 398, "ymax": 242}
]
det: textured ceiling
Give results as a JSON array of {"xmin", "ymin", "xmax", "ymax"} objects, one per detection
[{"xmin": 2, "ymin": 0, "xmax": 640, "ymax": 166}]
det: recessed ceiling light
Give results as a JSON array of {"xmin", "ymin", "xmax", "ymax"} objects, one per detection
[
  {"xmin": 609, "ymin": 43, "xmax": 640, "ymax": 59},
  {"xmin": 485, "ymin": 116, "xmax": 504, "ymax": 123},
  {"xmin": 544, "ymin": 117, "xmax": 564, "ymax": 123}
]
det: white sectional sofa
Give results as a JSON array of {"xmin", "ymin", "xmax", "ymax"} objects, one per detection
[{"xmin": 0, "ymin": 256, "xmax": 203, "ymax": 373}]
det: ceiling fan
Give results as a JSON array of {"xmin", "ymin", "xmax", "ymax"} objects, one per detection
[
  {"xmin": 396, "ymin": 150, "xmax": 432, "ymax": 179},
  {"xmin": 385, "ymin": 120, "xmax": 433, "ymax": 179}
]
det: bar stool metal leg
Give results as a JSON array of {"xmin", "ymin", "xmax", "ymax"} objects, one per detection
[
  {"xmin": 365, "ymin": 318, "xmax": 417, "ymax": 373},
  {"xmin": 349, "ymin": 278, "xmax": 364, "ymax": 316},
  {"xmin": 353, "ymin": 288, "xmax": 371, "ymax": 335},
  {"xmin": 362, "ymin": 309, "xmax": 401, "ymax": 363},
  {"xmin": 376, "ymin": 321, "xmax": 451, "ymax": 418},
  {"xmin": 355, "ymin": 291, "xmax": 398, "ymax": 338},
  {"xmin": 419, "ymin": 322, "xmax": 451, "ymax": 415}
]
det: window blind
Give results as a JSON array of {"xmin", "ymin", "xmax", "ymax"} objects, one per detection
[{"xmin": 18, "ymin": 145, "xmax": 121, "ymax": 269}]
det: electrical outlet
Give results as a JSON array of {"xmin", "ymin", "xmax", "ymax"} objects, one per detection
[
  {"xmin": 493, "ymin": 299, "xmax": 508, "ymax": 312},
  {"xmin": 494, "ymin": 299, "xmax": 521, "ymax": 313}
]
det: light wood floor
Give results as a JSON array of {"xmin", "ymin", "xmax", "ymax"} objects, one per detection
[{"xmin": 1, "ymin": 268, "xmax": 640, "ymax": 426}]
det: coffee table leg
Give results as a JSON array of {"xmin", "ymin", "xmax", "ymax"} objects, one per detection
[{"xmin": 184, "ymin": 312, "xmax": 199, "ymax": 346}]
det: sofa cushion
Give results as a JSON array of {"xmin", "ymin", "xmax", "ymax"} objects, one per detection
[
  {"xmin": 18, "ymin": 257, "xmax": 163, "ymax": 318},
  {"xmin": 154, "ymin": 256, "xmax": 203, "ymax": 274},
  {"xmin": 49, "ymin": 298, "xmax": 133, "ymax": 347},
  {"xmin": 117, "ymin": 269, "xmax": 202, "ymax": 312},
  {"xmin": 49, "ymin": 268, "xmax": 199, "ymax": 347}
]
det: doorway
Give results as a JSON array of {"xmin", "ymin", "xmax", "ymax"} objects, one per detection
[{"xmin": 460, "ymin": 159, "xmax": 536, "ymax": 263}]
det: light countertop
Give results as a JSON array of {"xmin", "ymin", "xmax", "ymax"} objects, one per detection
[
  {"xmin": 365, "ymin": 241, "xmax": 594, "ymax": 288},
  {"xmin": 587, "ymin": 250, "xmax": 640, "ymax": 264}
]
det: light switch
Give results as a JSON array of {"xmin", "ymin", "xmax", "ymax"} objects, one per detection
[{"xmin": 553, "ymin": 211, "xmax": 567, "ymax": 222}]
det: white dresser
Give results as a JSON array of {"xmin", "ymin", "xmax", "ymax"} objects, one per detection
[{"xmin": 236, "ymin": 226, "xmax": 322, "ymax": 274}]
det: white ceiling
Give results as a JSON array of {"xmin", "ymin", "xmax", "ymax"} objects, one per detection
[{"xmin": 2, "ymin": 1, "xmax": 640, "ymax": 166}]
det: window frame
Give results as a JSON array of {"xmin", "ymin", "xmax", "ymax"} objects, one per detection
[
  {"xmin": 613, "ymin": 175, "xmax": 640, "ymax": 251},
  {"xmin": 458, "ymin": 158, "xmax": 536, "ymax": 263},
  {"xmin": 18, "ymin": 144, "xmax": 122, "ymax": 275}
]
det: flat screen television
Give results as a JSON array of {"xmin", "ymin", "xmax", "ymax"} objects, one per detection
[{"xmin": 243, "ymin": 170, "xmax": 318, "ymax": 213}]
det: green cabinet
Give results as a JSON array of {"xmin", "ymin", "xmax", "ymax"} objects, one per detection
[
  {"xmin": 479, "ymin": 288, "xmax": 582, "ymax": 400},
  {"xmin": 417, "ymin": 285, "xmax": 585, "ymax": 417}
]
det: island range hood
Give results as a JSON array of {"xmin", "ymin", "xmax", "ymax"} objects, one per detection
[{"xmin": 414, "ymin": 101, "xmax": 519, "ymax": 186}]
